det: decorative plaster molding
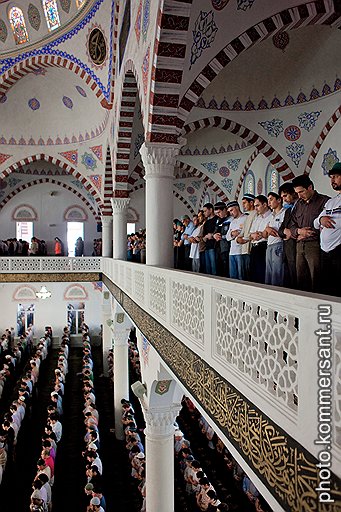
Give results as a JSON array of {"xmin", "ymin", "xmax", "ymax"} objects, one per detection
[
  {"xmin": 110, "ymin": 197, "xmax": 130, "ymax": 213},
  {"xmin": 140, "ymin": 142, "xmax": 185, "ymax": 178},
  {"xmin": 144, "ymin": 405, "xmax": 181, "ymax": 437},
  {"xmin": 101, "ymin": 215, "xmax": 113, "ymax": 226}
]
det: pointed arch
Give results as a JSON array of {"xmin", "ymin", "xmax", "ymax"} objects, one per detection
[
  {"xmin": 102, "ymin": 146, "xmax": 113, "ymax": 216},
  {"xmin": 178, "ymin": 1, "xmax": 341, "ymax": 127},
  {"xmin": 113, "ymin": 68, "xmax": 140, "ymax": 199},
  {"xmin": 176, "ymin": 161, "xmax": 228, "ymax": 203},
  {"xmin": 235, "ymin": 148, "xmax": 259, "ymax": 199},
  {"xmin": 305, "ymin": 105, "xmax": 341, "ymax": 174},
  {"xmin": 0, "ymin": 54, "xmax": 109, "ymax": 108},
  {"xmin": 1, "ymin": 154, "xmax": 104, "ymax": 212},
  {"xmin": 181, "ymin": 116, "xmax": 293, "ymax": 180},
  {"xmin": 0, "ymin": 177, "xmax": 99, "ymax": 220}
]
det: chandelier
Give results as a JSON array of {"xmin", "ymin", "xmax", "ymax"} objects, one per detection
[{"xmin": 36, "ymin": 285, "xmax": 52, "ymax": 300}]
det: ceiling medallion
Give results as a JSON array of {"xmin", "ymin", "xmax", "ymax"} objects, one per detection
[
  {"xmin": 87, "ymin": 26, "xmax": 107, "ymax": 67},
  {"xmin": 272, "ymin": 31, "xmax": 290, "ymax": 52}
]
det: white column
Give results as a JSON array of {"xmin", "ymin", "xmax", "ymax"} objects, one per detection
[
  {"xmin": 140, "ymin": 142, "xmax": 183, "ymax": 268},
  {"xmin": 144, "ymin": 406, "xmax": 180, "ymax": 512},
  {"xmin": 101, "ymin": 216, "xmax": 113, "ymax": 258},
  {"xmin": 101, "ymin": 303, "xmax": 112, "ymax": 377},
  {"xmin": 111, "ymin": 198, "xmax": 130, "ymax": 260},
  {"xmin": 113, "ymin": 329, "xmax": 129, "ymax": 440}
]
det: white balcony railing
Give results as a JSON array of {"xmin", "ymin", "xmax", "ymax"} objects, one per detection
[
  {"xmin": 0, "ymin": 257, "xmax": 102, "ymax": 273},
  {"xmin": 101, "ymin": 257, "xmax": 341, "ymax": 473}
]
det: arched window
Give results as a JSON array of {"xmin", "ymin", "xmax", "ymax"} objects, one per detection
[
  {"xmin": 9, "ymin": 7, "xmax": 29, "ymax": 45},
  {"xmin": 265, "ymin": 164, "xmax": 279, "ymax": 194},
  {"xmin": 42, "ymin": 0, "xmax": 60, "ymax": 31},
  {"xmin": 243, "ymin": 170, "xmax": 255, "ymax": 196}
]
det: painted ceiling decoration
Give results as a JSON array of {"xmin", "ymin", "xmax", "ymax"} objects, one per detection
[
  {"xmin": 142, "ymin": 0, "xmax": 150, "ymax": 41},
  {"xmin": 322, "ymin": 147, "xmax": 339, "ymax": 176},
  {"xmin": 28, "ymin": 3, "xmax": 42, "ymax": 32},
  {"xmin": 0, "ymin": 0, "xmax": 114, "ymax": 104},
  {"xmin": 272, "ymin": 30, "xmax": 290, "ymax": 51},
  {"xmin": 59, "ymin": 150, "xmax": 78, "ymax": 166},
  {"xmin": 196, "ymin": 78, "xmax": 341, "ymax": 112},
  {"xmin": 88, "ymin": 174, "xmax": 102, "ymax": 193},
  {"xmin": 0, "ymin": 18, "xmax": 8, "ymax": 43},
  {"xmin": 87, "ymin": 24, "xmax": 107, "ymax": 68},
  {"xmin": 81, "ymin": 152, "xmax": 97, "ymax": 170},
  {"xmin": 190, "ymin": 10, "xmax": 218, "ymax": 70},
  {"xmin": 135, "ymin": 0, "xmax": 142, "ymax": 44},
  {"xmin": 180, "ymin": 140, "xmax": 249, "ymax": 156},
  {"xmin": 60, "ymin": 0, "xmax": 71, "ymax": 14},
  {"xmin": 89, "ymin": 145, "xmax": 103, "ymax": 162},
  {"xmin": 0, "ymin": 153, "xmax": 11, "ymax": 165}
]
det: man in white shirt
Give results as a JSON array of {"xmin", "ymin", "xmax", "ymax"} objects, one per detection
[
  {"xmin": 314, "ymin": 163, "xmax": 341, "ymax": 296},
  {"xmin": 263, "ymin": 192, "xmax": 286, "ymax": 286},
  {"xmin": 226, "ymin": 201, "xmax": 247, "ymax": 280},
  {"xmin": 249, "ymin": 195, "xmax": 272, "ymax": 283},
  {"xmin": 236, "ymin": 193, "xmax": 257, "ymax": 280}
]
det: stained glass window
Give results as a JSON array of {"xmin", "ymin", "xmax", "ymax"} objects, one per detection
[
  {"xmin": 243, "ymin": 170, "xmax": 255, "ymax": 196},
  {"xmin": 42, "ymin": 0, "xmax": 61, "ymax": 31},
  {"xmin": 76, "ymin": 0, "xmax": 86, "ymax": 8},
  {"xmin": 9, "ymin": 7, "xmax": 29, "ymax": 45},
  {"xmin": 265, "ymin": 164, "xmax": 279, "ymax": 194}
]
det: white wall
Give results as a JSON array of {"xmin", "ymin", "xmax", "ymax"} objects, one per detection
[
  {"xmin": 0, "ymin": 183, "xmax": 98, "ymax": 255},
  {"xmin": 0, "ymin": 281, "xmax": 102, "ymax": 339}
]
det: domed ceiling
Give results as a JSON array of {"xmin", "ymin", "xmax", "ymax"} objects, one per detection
[
  {"xmin": 201, "ymin": 25, "xmax": 341, "ymax": 110},
  {"xmin": 0, "ymin": 0, "xmax": 92, "ymax": 57},
  {"xmin": 0, "ymin": 66, "xmax": 107, "ymax": 144}
]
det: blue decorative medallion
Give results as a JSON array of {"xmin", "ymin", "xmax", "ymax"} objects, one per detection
[
  {"xmin": 227, "ymin": 158, "xmax": 241, "ymax": 172},
  {"xmin": 202, "ymin": 161, "xmax": 218, "ymax": 174},
  {"xmin": 28, "ymin": 98, "xmax": 40, "ymax": 111},
  {"xmin": 219, "ymin": 166, "xmax": 230, "ymax": 177},
  {"xmin": 62, "ymin": 96, "xmax": 73, "ymax": 109},
  {"xmin": 322, "ymin": 148, "xmax": 339, "ymax": 176},
  {"xmin": 188, "ymin": 195, "xmax": 197, "ymax": 206},
  {"xmin": 81, "ymin": 152, "xmax": 97, "ymax": 170},
  {"xmin": 75, "ymin": 85, "xmax": 87, "ymax": 97},
  {"xmin": 298, "ymin": 111, "xmax": 321, "ymax": 132},
  {"xmin": 174, "ymin": 182, "xmax": 186, "ymax": 192},
  {"xmin": 284, "ymin": 125, "xmax": 301, "ymax": 142},
  {"xmin": 221, "ymin": 178, "xmax": 233, "ymax": 193},
  {"xmin": 142, "ymin": 0, "xmax": 150, "ymax": 41},
  {"xmin": 190, "ymin": 11, "xmax": 218, "ymax": 70},
  {"xmin": 258, "ymin": 119, "xmax": 283, "ymax": 137},
  {"xmin": 286, "ymin": 142, "xmax": 305, "ymax": 168}
]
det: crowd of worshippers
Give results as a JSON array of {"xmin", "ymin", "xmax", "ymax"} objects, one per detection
[
  {"xmin": 127, "ymin": 229, "xmax": 146, "ymax": 264},
  {"xmin": 121, "ymin": 399, "xmax": 146, "ymax": 512},
  {"xmin": 0, "ymin": 238, "xmax": 43, "ymax": 256},
  {"xmin": 173, "ymin": 167, "xmax": 341, "ymax": 296},
  {"xmin": 81, "ymin": 326, "xmax": 106, "ymax": 512},
  {"xmin": 0, "ymin": 328, "xmax": 52, "ymax": 492},
  {"xmin": 29, "ymin": 327, "xmax": 68, "ymax": 512},
  {"xmin": 179, "ymin": 397, "xmax": 271, "ymax": 512}
]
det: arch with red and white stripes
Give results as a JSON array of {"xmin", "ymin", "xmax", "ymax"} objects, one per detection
[
  {"xmin": 178, "ymin": 1, "xmax": 341, "ymax": 127},
  {"xmin": 113, "ymin": 66, "xmax": 141, "ymax": 199},
  {"xmin": 0, "ymin": 177, "xmax": 98, "ymax": 220},
  {"xmin": 0, "ymin": 55, "xmax": 111, "ymax": 109},
  {"xmin": 181, "ymin": 116, "xmax": 293, "ymax": 180},
  {"xmin": 1, "ymin": 154, "xmax": 104, "ymax": 212},
  {"xmin": 305, "ymin": 105, "xmax": 341, "ymax": 174},
  {"xmin": 235, "ymin": 149, "xmax": 260, "ymax": 199}
]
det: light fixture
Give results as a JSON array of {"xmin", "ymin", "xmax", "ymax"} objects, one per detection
[
  {"xmin": 131, "ymin": 380, "xmax": 147, "ymax": 399},
  {"xmin": 36, "ymin": 285, "xmax": 52, "ymax": 300}
]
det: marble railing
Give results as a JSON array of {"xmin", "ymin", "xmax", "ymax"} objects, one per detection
[
  {"xmin": 101, "ymin": 258, "xmax": 341, "ymax": 472},
  {"xmin": 0, "ymin": 256, "xmax": 102, "ymax": 273}
]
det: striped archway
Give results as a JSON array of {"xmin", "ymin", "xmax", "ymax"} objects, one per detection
[
  {"xmin": 235, "ymin": 149, "xmax": 260, "ymax": 199},
  {"xmin": 0, "ymin": 177, "xmax": 99, "ymax": 220},
  {"xmin": 1, "ymin": 153, "xmax": 104, "ymax": 212},
  {"xmin": 181, "ymin": 116, "xmax": 293, "ymax": 180},
  {"xmin": 177, "ymin": 1, "xmax": 341, "ymax": 127},
  {"xmin": 305, "ymin": 105, "xmax": 341, "ymax": 173},
  {"xmin": 112, "ymin": 67, "xmax": 141, "ymax": 199},
  {"xmin": 0, "ymin": 54, "xmax": 111, "ymax": 109}
]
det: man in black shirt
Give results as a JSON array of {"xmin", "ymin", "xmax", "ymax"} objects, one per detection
[
  {"xmin": 202, "ymin": 203, "xmax": 218, "ymax": 275},
  {"xmin": 213, "ymin": 202, "xmax": 231, "ymax": 277}
]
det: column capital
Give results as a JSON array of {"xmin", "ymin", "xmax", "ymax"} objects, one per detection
[
  {"xmin": 110, "ymin": 197, "xmax": 130, "ymax": 213},
  {"xmin": 140, "ymin": 141, "xmax": 186, "ymax": 178},
  {"xmin": 144, "ymin": 405, "xmax": 181, "ymax": 438},
  {"xmin": 112, "ymin": 328, "xmax": 129, "ymax": 346},
  {"xmin": 101, "ymin": 215, "xmax": 113, "ymax": 226}
]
